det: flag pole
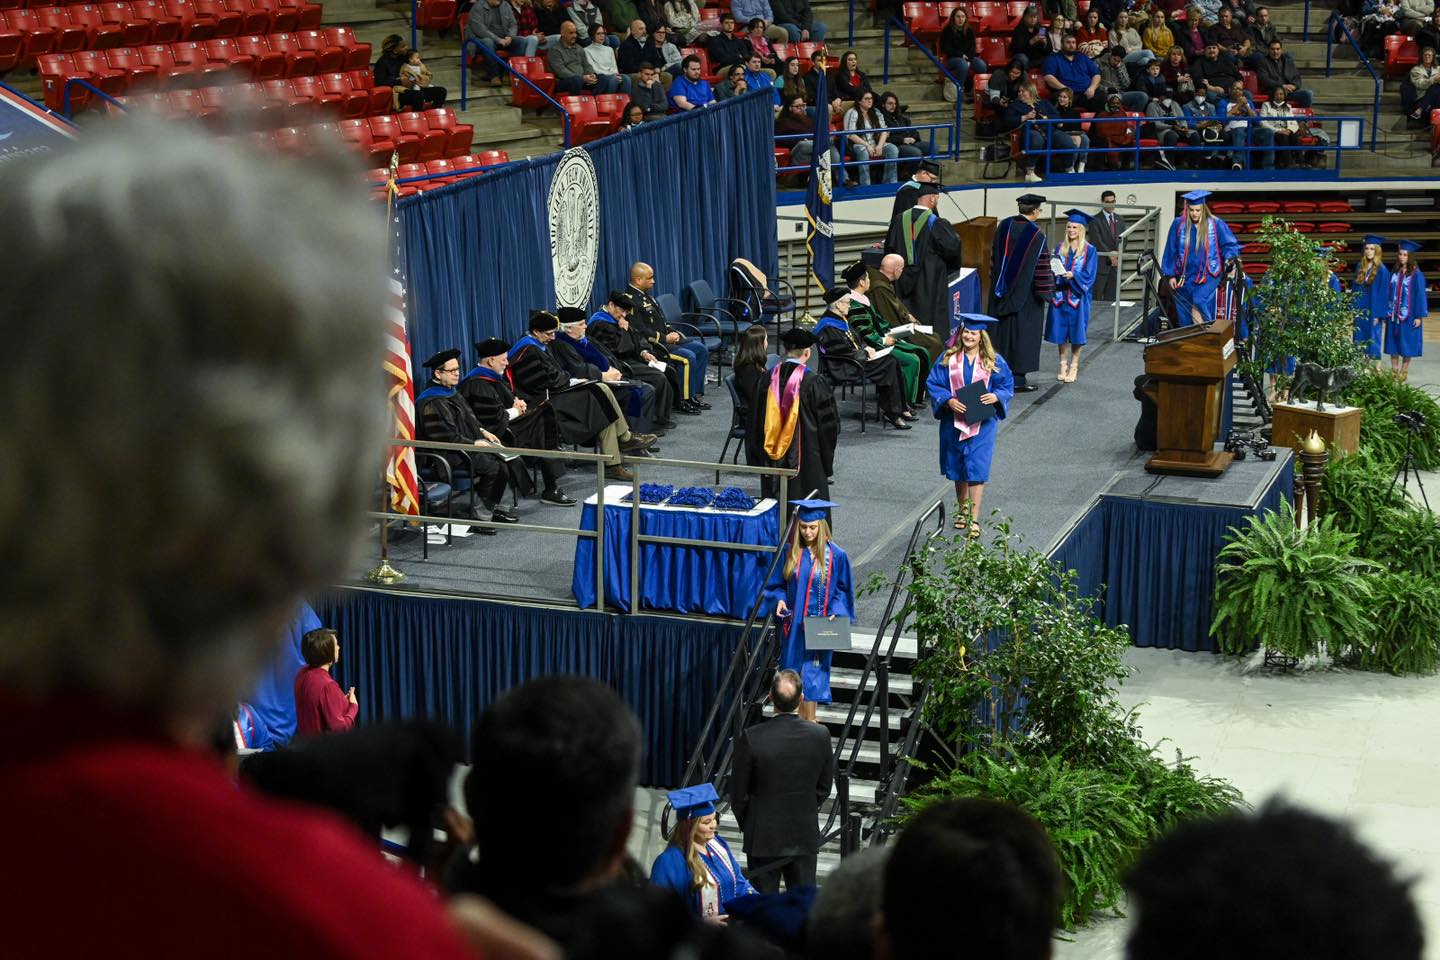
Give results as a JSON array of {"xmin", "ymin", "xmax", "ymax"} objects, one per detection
[{"xmin": 367, "ymin": 152, "xmax": 409, "ymax": 586}]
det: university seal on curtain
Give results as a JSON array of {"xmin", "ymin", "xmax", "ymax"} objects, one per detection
[{"xmin": 547, "ymin": 148, "xmax": 600, "ymax": 308}]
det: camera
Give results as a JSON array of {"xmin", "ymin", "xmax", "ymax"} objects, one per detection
[
  {"xmin": 1394, "ymin": 410, "xmax": 1427, "ymax": 432},
  {"xmin": 1224, "ymin": 429, "xmax": 1278, "ymax": 462}
]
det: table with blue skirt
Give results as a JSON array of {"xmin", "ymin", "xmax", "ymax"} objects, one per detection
[{"xmin": 572, "ymin": 485, "xmax": 781, "ymax": 617}]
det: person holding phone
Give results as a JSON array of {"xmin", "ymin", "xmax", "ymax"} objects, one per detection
[
  {"xmin": 926, "ymin": 315, "xmax": 1015, "ymax": 539},
  {"xmin": 765, "ymin": 499, "xmax": 856, "ymax": 723}
]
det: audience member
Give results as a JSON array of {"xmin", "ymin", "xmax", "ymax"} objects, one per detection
[
  {"xmin": 1092, "ymin": 91, "xmax": 1139, "ymax": 169},
  {"xmin": 940, "ymin": 7, "xmax": 986, "ymax": 88},
  {"xmin": 1418, "ymin": 8, "xmax": 1440, "ymax": 58},
  {"xmin": 878, "ymin": 799, "xmax": 1061, "ymax": 960},
  {"xmin": 1144, "ymin": 9, "xmax": 1176, "ymax": 57},
  {"xmin": 842, "ymin": 90, "xmax": 899, "ymax": 184},
  {"xmin": 1125, "ymin": 802, "xmax": 1424, "ymax": 960},
  {"xmin": 1361, "ymin": 0, "xmax": 1400, "ymax": 55},
  {"xmin": 1400, "ymin": 0, "xmax": 1433, "ymax": 31},
  {"xmin": 745, "ymin": 17, "xmax": 782, "ymax": 68},
  {"xmin": 585, "ymin": 24, "xmax": 633, "ymax": 91},
  {"xmin": 1160, "ymin": 44, "xmax": 1192, "ymax": 87},
  {"xmin": 635, "ymin": 0, "xmax": 665, "ymax": 31},
  {"xmin": 1255, "ymin": 38, "xmax": 1312, "ymax": 106},
  {"xmin": 293, "ymin": 628, "xmax": 358, "ymax": 736},
  {"xmin": 805, "ymin": 847, "xmax": 889, "ymax": 960},
  {"xmin": 1182, "ymin": 4, "xmax": 1207, "ymax": 55},
  {"xmin": 1205, "ymin": 5, "xmax": 1246, "ymax": 53},
  {"xmin": 535, "ymin": 0, "xmax": 570, "ymax": 47},
  {"xmin": 460, "ymin": 338, "xmax": 577, "ymax": 506},
  {"xmin": 648, "ymin": 23, "xmax": 683, "ymax": 73},
  {"xmin": 1011, "ymin": 5, "xmax": 1052, "ymax": 67},
  {"xmin": 1246, "ymin": 4, "xmax": 1276, "ymax": 59},
  {"xmin": 714, "ymin": 63, "xmax": 750, "ymax": 98},
  {"xmin": 732, "ymin": 0, "xmax": 790, "ymax": 42},
  {"xmin": 468, "ymin": 0, "xmax": 538, "ymax": 82},
  {"xmin": 629, "ymin": 61, "xmax": 668, "ymax": 116},
  {"xmin": 669, "ymin": 53, "xmax": 716, "ymax": 108},
  {"xmin": 709, "ymin": 13, "xmax": 755, "ymax": 67},
  {"xmin": 1043, "ymin": 33, "xmax": 1104, "ymax": 108},
  {"xmin": 627, "ymin": 262, "xmax": 711, "ymax": 408},
  {"xmin": 1052, "ymin": 87, "xmax": 1094, "ymax": 171},
  {"xmin": 417, "ymin": 348, "xmax": 517, "ymax": 527},
  {"xmin": 779, "ymin": 56, "xmax": 808, "ymax": 102},
  {"xmin": 744, "ymin": 51, "xmax": 781, "ymax": 103},
  {"xmin": 1112, "ymin": 10, "xmax": 1155, "ymax": 64},
  {"xmin": 1219, "ymin": 77, "xmax": 1272, "ymax": 168},
  {"xmin": 568, "ymin": 0, "xmax": 606, "ymax": 43},
  {"xmin": 663, "ymin": 0, "xmax": 708, "ymax": 44},
  {"xmin": 1181, "ymin": 83, "xmax": 1228, "ymax": 164},
  {"xmin": 0, "ymin": 121, "xmax": 530, "ymax": 960},
  {"xmin": 622, "ymin": 101, "xmax": 645, "ymax": 131},
  {"xmin": 376, "ymin": 35, "xmax": 447, "ymax": 110},
  {"xmin": 1076, "ymin": 7, "xmax": 1109, "ymax": 58},
  {"xmin": 1132, "ymin": 54, "xmax": 1170, "ymax": 100},
  {"xmin": 550, "ymin": 21, "xmax": 610, "ymax": 93},
  {"xmin": 805, "ymin": 49, "xmax": 843, "ymax": 112},
  {"xmin": 771, "ymin": 0, "xmax": 828, "ymax": 43},
  {"xmin": 877, "ymin": 92, "xmax": 923, "ymax": 177},
  {"xmin": 616, "ymin": 18, "xmax": 651, "ymax": 72},
  {"xmin": 1143, "ymin": 83, "xmax": 1190, "ymax": 167},
  {"xmin": 1101, "ymin": 45, "xmax": 1151, "ymax": 109},
  {"xmin": 1007, "ymin": 83, "xmax": 1081, "ymax": 179},
  {"xmin": 777, "ymin": 94, "xmax": 840, "ymax": 172},
  {"xmin": 511, "ymin": 0, "xmax": 545, "ymax": 53},
  {"xmin": 1259, "ymin": 85, "xmax": 1304, "ymax": 167},
  {"xmin": 986, "ymin": 58, "xmax": 1029, "ymax": 112},
  {"xmin": 1405, "ymin": 46, "xmax": 1440, "ymax": 123},
  {"xmin": 1189, "ymin": 39, "xmax": 1239, "ymax": 96},
  {"xmin": 730, "ymin": 669, "xmax": 836, "ymax": 893},
  {"xmin": 834, "ymin": 49, "xmax": 874, "ymax": 102},
  {"xmin": 599, "ymin": 0, "xmax": 639, "ymax": 34}
]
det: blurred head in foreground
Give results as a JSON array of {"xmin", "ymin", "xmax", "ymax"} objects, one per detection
[{"xmin": 0, "ymin": 120, "xmax": 387, "ymax": 736}]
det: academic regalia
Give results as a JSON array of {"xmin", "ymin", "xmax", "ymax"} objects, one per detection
[
  {"xmin": 415, "ymin": 379, "xmax": 507, "ymax": 505},
  {"xmin": 587, "ymin": 310, "xmax": 676, "ymax": 422},
  {"xmin": 459, "ymin": 364, "xmax": 562, "ymax": 495},
  {"xmin": 884, "ymin": 205, "xmax": 964, "ymax": 336},
  {"xmin": 1351, "ymin": 260, "xmax": 1391, "ymax": 361},
  {"xmin": 763, "ymin": 539, "xmax": 856, "ymax": 704},
  {"xmin": 889, "ymin": 178, "xmax": 923, "ymax": 224},
  {"xmin": 849, "ymin": 294, "xmax": 928, "ymax": 403},
  {"xmin": 552, "ymin": 331, "xmax": 659, "ymax": 432},
  {"xmin": 989, "ymin": 215, "xmax": 1053, "ymax": 377},
  {"xmin": 650, "ymin": 838, "xmax": 754, "ymax": 920},
  {"xmin": 753, "ymin": 358, "xmax": 839, "ymax": 507},
  {"xmin": 1044, "ymin": 242, "xmax": 1099, "ymax": 346},
  {"xmin": 1160, "ymin": 212, "xmax": 1241, "ymax": 326},
  {"xmin": 627, "ymin": 283, "xmax": 709, "ymax": 400},
  {"xmin": 925, "ymin": 350, "xmax": 1014, "ymax": 483},
  {"xmin": 813, "ymin": 313, "xmax": 909, "ymax": 417},
  {"xmin": 865, "ymin": 266, "xmax": 945, "ymax": 365},
  {"xmin": 1384, "ymin": 268, "xmax": 1428, "ymax": 359},
  {"xmin": 507, "ymin": 335, "xmax": 618, "ymax": 445}
]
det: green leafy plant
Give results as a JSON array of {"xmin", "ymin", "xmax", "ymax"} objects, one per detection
[
  {"xmin": 1336, "ymin": 370, "xmax": 1440, "ymax": 470},
  {"xmin": 1210, "ymin": 505, "xmax": 1379, "ymax": 660},
  {"xmin": 1336, "ymin": 571, "xmax": 1440, "ymax": 676},
  {"xmin": 1240, "ymin": 217, "xmax": 1368, "ymax": 388},
  {"xmin": 1320, "ymin": 447, "xmax": 1406, "ymax": 535}
]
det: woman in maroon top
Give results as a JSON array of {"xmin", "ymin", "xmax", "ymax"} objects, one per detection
[{"xmin": 294, "ymin": 627, "xmax": 359, "ymax": 736}]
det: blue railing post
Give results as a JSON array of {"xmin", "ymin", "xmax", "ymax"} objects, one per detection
[
  {"xmin": 1327, "ymin": 12, "xmax": 1380, "ymax": 151},
  {"xmin": 882, "ymin": 18, "xmax": 891, "ymax": 82},
  {"xmin": 463, "ymin": 36, "xmax": 571, "ymax": 148},
  {"xmin": 410, "ymin": 0, "xmax": 418, "ymax": 52},
  {"xmin": 62, "ymin": 78, "xmax": 126, "ymax": 120},
  {"xmin": 1303, "ymin": 0, "xmax": 1310, "ymax": 42},
  {"xmin": 848, "ymin": 0, "xmax": 855, "ymax": 48},
  {"xmin": 884, "ymin": 18, "xmax": 964, "ymax": 163}
]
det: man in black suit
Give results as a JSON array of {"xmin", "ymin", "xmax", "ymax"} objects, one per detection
[
  {"xmin": 1092, "ymin": 190, "xmax": 1124, "ymax": 302},
  {"xmin": 729, "ymin": 669, "xmax": 835, "ymax": 893}
]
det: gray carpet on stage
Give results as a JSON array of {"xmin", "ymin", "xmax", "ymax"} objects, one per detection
[{"xmin": 354, "ymin": 305, "xmax": 1150, "ymax": 625}]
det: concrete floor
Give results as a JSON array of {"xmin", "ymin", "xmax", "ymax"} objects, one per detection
[{"xmin": 1056, "ymin": 338, "xmax": 1440, "ymax": 959}]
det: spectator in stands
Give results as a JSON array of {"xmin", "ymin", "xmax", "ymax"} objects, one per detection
[
  {"xmin": 1182, "ymin": 82, "xmax": 1228, "ymax": 163},
  {"xmin": 670, "ymin": 53, "xmax": 715, "ymax": 108},
  {"xmin": 536, "ymin": 0, "xmax": 570, "ymax": 48},
  {"xmin": 1125, "ymin": 802, "xmax": 1424, "ymax": 960},
  {"xmin": 1205, "ymin": 6, "xmax": 1246, "ymax": 53},
  {"xmin": 1362, "ymin": 0, "xmax": 1402, "ymax": 56},
  {"xmin": 0, "ymin": 123, "xmax": 544, "ymax": 960},
  {"xmin": 1255, "ymin": 39, "xmax": 1312, "ymax": 106},
  {"xmin": 772, "ymin": 0, "xmax": 828, "ymax": 43},
  {"xmin": 1051, "ymin": 87, "xmax": 1093, "ymax": 170},
  {"xmin": 746, "ymin": 18, "xmax": 781, "ymax": 69},
  {"xmin": 620, "ymin": 101, "xmax": 646, "ymax": 125},
  {"xmin": 987, "ymin": 58, "xmax": 1029, "ymax": 111},
  {"xmin": 1400, "ymin": 0, "xmax": 1434, "ymax": 32},
  {"xmin": 709, "ymin": 13, "xmax": 755, "ymax": 68},
  {"xmin": 469, "ymin": 0, "xmax": 538, "ymax": 82},
  {"xmin": 664, "ymin": 0, "xmax": 709, "ymax": 44},
  {"xmin": 1043, "ymin": 32, "xmax": 1104, "ymax": 108},
  {"xmin": 585, "ymin": 24, "xmax": 633, "ymax": 90},
  {"xmin": 1007, "ymin": 82, "xmax": 1081, "ymax": 179},
  {"xmin": 293, "ymin": 628, "xmax": 358, "ymax": 737},
  {"xmin": 1077, "ymin": 7, "xmax": 1110, "ymax": 58},
  {"xmin": 1102, "ymin": 45, "xmax": 1151, "ymax": 108},
  {"xmin": 1246, "ymin": 4, "xmax": 1275, "ymax": 56},
  {"xmin": 1182, "ymin": 4, "xmax": 1208, "ymax": 55},
  {"xmin": 779, "ymin": 56, "xmax": 808, "ymax": 103},
  {"xmin": 843, "ymin": 90, "xmax": 899, "ymax": 183},
  {"xmin": 1091, "ymin": 91, "xmax": 1139, "ymax": 168},
  {"xmin": 1144, "ymin": 9, "xmax": 1176, "ymax": 57},
  {"xmin": 1404, "ymin": 46, "xmax": 1440, "ymax": 123},
  {"xmin": 743, "ymin": 52, "xmax": 780, "ymax": 103},
  {"xmin": 376, "ymin": 35, "xmax": 448, "ymax": 110},
  {"xmin": 1419, "ymin": 8, "xmax": 1440, "ymax": 57},
  {"xmin": 1011, "ymin": 5, "xmax": 1053, "ymax": 67},
  {"xmin": 1048, "ymin": 0, "xmax": 1080, "ymax": 20},
  {"xmin": 1046, "ymin": 13, "xmax": 1074, "ymax": 52},
  {"xmin": 1160, "ymin": 44, "xmax": 1192, "ymax": 87},
  {"xmin": 1190, "ymin": 39, "xmax": 1239, "ymax": 96},
  {"xmin": 733, "ymin": 0, "xmax": 790, "ymax": 42},
  {"xmin": 879, "ymin": 799, "xmax": 1061, "ymax": 960},
  {"xmin": 714, "ymin": 63, "xmax": 749, "ymax": 98},
  {"xmin": 1133, "ymin": 54, "xmax": 1170, "ymax": 100},
  {"xmin": 550, "ymin": 21, "xmax": 614, "ymax": 93},
  {"xmin": 1112, "ymin": 10, "xmax": 1155, "ymax": 64},
  {"xmin": 806, "ymin": 49, "xmax": 844, "ymax": 112},
  {"xmin": 630, "ymin": 61, "xmax": 669, "ymax": 115},
  {"xmin": 511, "ymin": 0, "xmax": 546, "ymax": 54},
  {"xmin": 1259, "ymin": 84, "xmax": 1303, "ymax": 167},
  {"xmin": 599, "ymin": 0, "xmax": 639, "ymax": 36},
  {"xmin": 777, "ymin": 94, "xmax": 839, "ymax": 171},
  {"xmin": 1220, "ymin": 77, "xmax": 1273, "ymax": 168},
  {"xmin": 1144, "ymin": 83, "xmax": 1192, "ymax": 167},
  {"xmin": 568, "ymin": 0, "xmax": 609, "ymax": 45},
  {"xmin": 417, "ymin": 349, "xmax": 517, "ymax": 525},
  {"xmin": 617, "ymin": 19, "xmax": 651, "ymax": 72},
  {"xmin": 636, "ymin": 0, "xmax": 666, "ymax": 31},
  {"xmin": 878, "ymin": 91, "xmax": 924, "ymax": 178},
  {"xmin": 835, "ymin": 49, "xmax": 874, "ymax": 102},
  {"xmin": 806, "ymin": 848, "xmax": 889, "ymax": 960},
  {"xmin": 1191, "ymin": 0, "xmax": 1222, "ymax": 26},
  {"xmin": 649, "ymin": 24, "xmax": 684, "ymax": 73},
  {"xmin": 940, "ymin": 7, "xmax": 987, "ymax": 89}
]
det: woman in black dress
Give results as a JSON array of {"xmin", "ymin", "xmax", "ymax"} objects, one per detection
[{"xmin": 733, "ymin": 324, "xmax": 770, "ymax": 468}]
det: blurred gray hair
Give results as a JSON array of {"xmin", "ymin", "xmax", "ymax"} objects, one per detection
[
  {"xmin": 0, "ymin": 121, "xmax": 388, "ymax": 723},
  {"xmin": 807, "ymin": 846, "xmax": 890, "ymax": 960}
]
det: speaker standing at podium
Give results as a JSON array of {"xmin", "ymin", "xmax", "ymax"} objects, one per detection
[{"xmin": 1160, "ymin": 189, "xmax": 1241, "ymax": 327}]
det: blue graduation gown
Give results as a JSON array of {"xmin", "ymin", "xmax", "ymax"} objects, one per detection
[
  {"xmin": 650, "ymin": 838, "xmax": 754, "ymax": 919},
  {"xmin": 1044, "ymin": 243, "xmax": 1098, "ymax": 346},
  {"xmin": 1352, "ymin": 265, "xmax": 1390, "ymax": 360},
  {"xmin": 1383, "ymin": 269, "xmax": 1428, "ymax": 359},
  {"xmin": 925, "ymin": 353, "xmax": 1014, "ymax": 484},
  {"xmin": 763, "ymin": 543, "xmax": 856, "ymax": 704},
  {"xmin": 1160, "ymin": 215, "xmax": 1241, "ymax": 325}
]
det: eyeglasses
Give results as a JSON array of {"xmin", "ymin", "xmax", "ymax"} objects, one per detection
[{"xmin": 441, "ymin": 366, "xmax": 460, "ymax": 374}]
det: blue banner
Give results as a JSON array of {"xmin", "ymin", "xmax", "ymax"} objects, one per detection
[{"xmin": 803, "ymin": 69, "xmax": 833, "ymax": 294}]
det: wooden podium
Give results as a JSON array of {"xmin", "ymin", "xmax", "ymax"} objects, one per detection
[
  {"xmin": 1142, "ymin": 315, "xmax": 1239, "ymax": 477},
  {"xmin": 956, "ymin": 216, "xmax": 997, "ymax": 311}
]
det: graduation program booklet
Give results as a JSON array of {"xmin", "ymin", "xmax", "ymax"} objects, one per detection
[
  {"xmin": 954, "ymin": 380, "xmax": 997, "ymax": 426},
  {"xmin": 889, "ymin": 323, "xmax": 934, "ymax": 336},
  {"xmin": 648, "ymin": 359, "xmax": 667, "ymax": 372},
  {"xmin": 869, "ymin": 346, "xmax": 894, "ymax": 359}
]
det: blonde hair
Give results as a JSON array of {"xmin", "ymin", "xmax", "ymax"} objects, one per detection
[
  {"xmin": 668, "ymin": 816, "xmax": 713, "ymax": 891},
  {"xmin": 783, "ymin": 516, "xmax": 832, "ymax": 580},
  {"xmin": 1359, "ymin": 243, "xmax": 1382, "ymax": 284},
  {"xmin": 1061, "ymin": 221, "xmax": 1088, "ymax": 257},
  {"xmin": 944, "ymin": 330, "xmax": 998, "ymax": 373}
]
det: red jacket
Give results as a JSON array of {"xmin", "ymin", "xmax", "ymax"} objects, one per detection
[{"xmin": 294, "ymin": 665, "xmax": 358, "ymax": 736}]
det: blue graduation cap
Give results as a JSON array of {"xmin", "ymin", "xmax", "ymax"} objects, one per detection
[
  {"xmin": 1064, "ymin": 208, "xmax": 1092, "ymax": 225},
  {"xmin": 789, "ymin": 498, "xmax": 837, "ymax": 522},
  {"xmin": 1398, "ymin": 240, "xmax": 1422, "ymax": 253},
  {"xmin": 958, "ymin": 313, "xmax": 998, "ymax": 330},
  {"xmin": 1363, "ymin": 234, "xmax": 1388, "ymax": 246},
  {"xmin": 668, "ymin": 783, "xmax": 719, "ymax": 819},
  {"xmin": 1181, "ymin": 189, "xmax": 1212, "ymax": 203}
]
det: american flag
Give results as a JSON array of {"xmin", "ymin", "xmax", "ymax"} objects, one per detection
[{"xmin": 384, "ymin": 157, "xmax": 421, "ymax": 517}]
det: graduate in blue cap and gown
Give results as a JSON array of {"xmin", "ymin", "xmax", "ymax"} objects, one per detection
[
  {"xmin": 651, "ymin": 784, "xmax": 754, "ymax": 921},
  {"xmin": 1044, "ymin": 209, "xmax": 1099, "ymax": 383},
  {"xmin": 764, "ymin": 499, "xmax": 856, "ymax": 722},
  {"xmin": 1161, "ymin": 189, "xmax": 1241, "ymax": 326},
  {"xmin": 926, "ymin": 314, "xmax": 1014, "ymax": 539},
  {"xmin": 1352, "ymin": 235, "xmax": 1391, "ymax": 363},
  {"xmin": 1385, "ymin": 239, "xmax": 1428, "ymax": 381}
]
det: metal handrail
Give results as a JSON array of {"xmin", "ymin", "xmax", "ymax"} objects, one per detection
[
  {"xmin": 882, "ymin": 16, "xmax": 964, "ymax": 159},
  {"xmin": 775, "ymin": 122, "xmax": 954, "ymax": 175},
  {"xmin": 460, "ymin": 37, "xmax": 572, "ymax": 148},
  {"xmin": 1324, "ymin": 10, "xmax": 1380, "ymax": 151},
  {"xmin": 1303, "ymin": 0, "xmax": 1312, "ymax": 42},
  {"xmin": 63, "ymin": 78, "xmax": 128, "ymax": 119}
]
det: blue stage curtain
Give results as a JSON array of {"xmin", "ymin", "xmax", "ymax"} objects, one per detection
[
  {"xmin": 397, "ymin": 91, "xmax": 779, "ymax": 371},
  {"xmin": 1047, "ymin": 502, "xmax": 1107, "ymax": 618},
  {"xmin": 318, "ymin": 589, "xmax": 743, "ymax": 786}
]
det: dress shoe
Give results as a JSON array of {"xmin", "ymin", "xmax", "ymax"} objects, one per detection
[
  {"xmin": 541, "ymin": 490, "xmax": 577, "ymax": 506},
  {"xmin": 676, "ymin": 402, "xmax": 702, "ymax": 416},
  {"xmin": 1014, "ymin": 383, "xmax": 1039, "ymax": 393},
  {"xmin": 901, "ymin": 410, "xmax": 920, "ymax": 421},
  {"xmin": 605, "ymin": 465, "xmax": 634, "ymax": 481},
  {"xmin": 490, "ymin": 508, "xmax": 520, "ymax": 524},
  {"xmin": 691, "ymin": 397, "xmax": 711, "ymax": 409},
  {"xmin": 656, "ymin": 418, "xmax": 679, "ymax": 429},
  {"xmin": 620, "ymin": 432, "xmax": 656, "ymax": 452},
  {"xmin": 888, "ymin": 415, "xmax": 913, "ymax": 430}
]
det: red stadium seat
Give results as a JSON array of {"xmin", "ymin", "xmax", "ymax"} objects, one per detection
[
  {"xmin": 160, "ymin": 0, "xmax": 217, "ymax": 40},
  {"xmin": 1316, "ymin": 222, "xmax": 1350, "ymax": 233},
  {"xmin": 129, "ymin": 0, "xmax": 181, "ymax": 42},
  {"xmin": 251, "ymin": 0, "xmax": 297, "ymax": 33},
  {"xmin": 3, "ymin": 10, "xmax": 58, "ymax": 68},
  {"xmin": 424, "ymin": 107, "xmax": 474, "ymax": 157},
  {"xmin": 99, "ymin": 3, "xmax": 152, "ymax": 46},
  {"xmin": 267, "ymin": 32, "xmax": 317, "ymax": 76},
  {"xmin": 348, "ymin": 66, "xmax": 390, "ymax": 114},
  {"xmin": 293, "ymin": 26, "xmax": 341, "ymax": 72},
  {"xmin": 0, "ymin": 25, "xmax": 22, "ymax": 72},
  {"xmin": 72, "ymin": 47, "xmax": 128, "ymax": 96},
  {"xmin": 1384, "ymin": 34, "xmax": 1419, "ymax": 78},
  {"xmin": 192, "ymin": 0, "xmax": 239, "ymax": 36},
  {"xmin": 105, "ymin": 44, "xmax": 158, "ymax": 85},
  {"xmin": 322, "ymin": 26, "xmax": 369, "ymax": 70},
  {"xmin": 970, "ymin": 2, "xmax": 1015, "ymax": 36},
  {"xmin": 1209, "ymin": 201, "xmax": 1244, "ymax": 214},
  {"xmin": 475, "ymin": 148, "xmax": 509, "ymax": 166},
  {"xmin": 396, "ymin": 109, "xmax": 447, "ymax": 161},
  {"xmin": 1239, "ymin": 242, "xmax": 1269, "ymax": 255},
  {"xmin": 795, "ymin": 41, "xmax": 834, "ymax": 71},
  {"xmin": 1245, "ymin": 201, "xmax": 1279, "ymax": 213},
  {"xmin": 559, "ymin": 94, "xmax": 611, "ymax": 144},
  {"xmin": 340, "ymin": 116, "xmax": 396, "ymax": 166},
  {"xmin": 272, "ymin": 124, "xmax": 310, "ymax": 151},
  {"xmin": 975, "ymin": 34, "xmax": 1007, "ymax": 69},
  {"xmin": 1290, "ymin": 221, "xmax": 1315, "ymax": 233},
  {"xmin": 509, "ymin": 55, "xmax": 555, "ymax": 109},
  {"xmin": 902, "ymin": 3, "xmax": 941, "ymax": 46},
  {"xmin": 1316, "ymin": 200, "xmax": 1353, "ymax": 213},
  {"xmin": 223, "ymin": 0, "xmax": 269, "ymax": 35},
  {"xmin": 69, "ymin": 4, "xmax": 126, "ymax": 49},
  {"xmin": 319, "ymin": 68, "xmax": 368, "ymax": 117},
  {"xmin": 35, "ymin": 7, "xmax": 90, "ymax": 54},
  {"xmin": 414, "ymin": 0, "xmax": 455, "ymax": 32},
  {"xmin": 1006, "ymin": 0, "xmax": 1042, "ymax": 24},
  {"xmin": 368, "ymin": 113, "xmax": 421, "ymax": 162},
  {"xmin": 1280, "ymin": 200, "xmax": 1316, "ymax": 213}
]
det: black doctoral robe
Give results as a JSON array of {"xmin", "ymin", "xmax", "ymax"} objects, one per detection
[
  {"xmin": 415, "ymin": 384, "xmax": 507, "ymax": 506},
  {"xmin": 814, "ymin": 315, "xmax": 908, "ymax": 417},
  {"xmin": 586, "ymin": 316, "xmax": 677, "ymax": 421},
  {"xmin": 989, "ymin": 214, "xmax": 1053, "ymax": 378},
  {"xmin": 506, "ymin": 340, "xmax": 617, "ymax": 446},
  {"xmin": 748, "ymin": 359, "xmax": 839, "ymax": 511},
  {"xmin": 458, "ymin": 368, "xmax": 563, "ymax": 494},
  {"xmin": 551, "ymin": 332, "xmax": 659, "ymax": 432},
  {"xmin": 734, "ymin": 361, "xmax": 768, "ymax": 469},
  {"xmin": 884, "ymin": 206, "xmax": 964, "ymax": 340},
  {"xmin": 889, "ymin": 179, "xmax": 922, "ymax": 224}
]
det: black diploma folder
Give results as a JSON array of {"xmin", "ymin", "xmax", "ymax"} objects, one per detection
[{"xmin": 954, "ymin": 380, "xmax": 997, "ymax": 426}]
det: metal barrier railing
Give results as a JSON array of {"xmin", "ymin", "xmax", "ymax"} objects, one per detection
[
  {"xmin": 775, "ymin": 122, "xmax": 955, "ymax": 183},
  {"xmin": 63, "ymin": 78, "xmax": 128, "ymax": 119},
  {"xmin": 1324, "ymin": 10, "xmax": 1380, "ymax": 151},
  {"xmin": 460, "ymin": 37, "xmax": 571, "ymax": 148},
  {"xmin": 882, "ymin": 16, "xmax": 964, "ymax": 160}
]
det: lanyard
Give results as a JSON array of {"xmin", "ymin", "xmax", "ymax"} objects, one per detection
[{"xmin": 801, "ymin": 545, "xmax": 832, "ymax": 618}]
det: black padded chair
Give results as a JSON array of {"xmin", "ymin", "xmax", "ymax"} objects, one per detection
[
  {"xmin": 716, "ymin": 373, "xmax": 748, "ymax": 483},
  {"xmin": 815, "ymin": 349, "xmax": 880, "ymax": 433}
]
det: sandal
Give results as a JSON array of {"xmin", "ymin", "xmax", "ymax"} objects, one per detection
[
  {"xmin": 967, "ymin": 521, "xmax": 982, "ymax": 541},
  {"xmin": 954, "ymin": 513, "xmax": 966, "ymax": 530}
]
